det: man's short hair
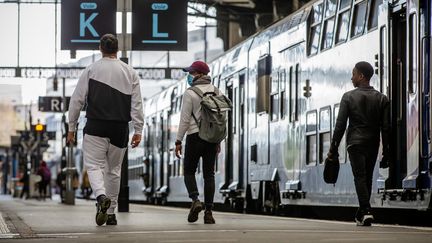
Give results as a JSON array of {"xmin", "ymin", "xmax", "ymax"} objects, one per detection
[
  {"xmin": 100, "ymin": 34, "xmax": 118, "ymax": 54},
  {"xmin": 355, "ymin": 61, "xmax": 374, "ymax": 80}
]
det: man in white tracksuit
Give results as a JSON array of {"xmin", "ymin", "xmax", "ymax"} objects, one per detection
[{"xmin": 67, "ymin": 34, "xmax": 143, "ymax": 226}]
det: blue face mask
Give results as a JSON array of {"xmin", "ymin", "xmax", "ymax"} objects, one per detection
[{"xmin": 187, "ymin": 74, "xmax": 194, "ymax": 86}]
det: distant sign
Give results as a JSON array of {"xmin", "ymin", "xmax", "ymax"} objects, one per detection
[
  {"xmin": 61, "ymin": 0, "xmax": 116, "ymax": 50},
  {"xmin": 38, "ymin": 96, "xmax": 71, "ymax": 112},
  {"xmin": 132, "ymin": 0, "xmax": 187, "ymax": 51},
  {"xmin": 0, "ymin": 67, "xmax": 184, "ymax": 80}
]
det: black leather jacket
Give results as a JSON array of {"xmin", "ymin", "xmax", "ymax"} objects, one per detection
[{"xmin": 331, "ymin": 86, "xmax": 390, "ymax": 152}]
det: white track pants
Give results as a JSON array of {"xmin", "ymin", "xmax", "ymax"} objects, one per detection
[{"xmin": 83, "ymin": 134, "xmax": 126, "ymax": 214}]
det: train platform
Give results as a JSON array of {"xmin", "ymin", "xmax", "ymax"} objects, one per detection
[{"xmin": 0, "ymin": 195, "xmax": 431, "ymax": 243}]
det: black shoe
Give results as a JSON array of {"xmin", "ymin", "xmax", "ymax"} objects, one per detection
[
  {"xmin": 106, "ymin": 214, "xmax": 117, "ymax": 225},
  {"xmin": 187, "ymin": 200, "xmax": 203, "ymax": 223},
  {"xmin": 95, "ymin": 195, "xmax": 111, "ymax": 226},
  {"xmin": 204, "ymin": 210, "xmax": 215, "ymax": 224},
  {"xmin": 356, "ymin": 212, "xmax": 374, "ymax": 226}
]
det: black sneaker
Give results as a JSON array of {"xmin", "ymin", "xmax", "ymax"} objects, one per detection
[
  {"xmin": 95, "ymin": 195, "xmax": 111, "ymax": 226},
  {"xmin": 187, "ymin": 200, "xmax": 203, "ymax": 223},
  {"xmin": 356, "ymin": 213, "xmax": 374, "ymax": 226},
  {"xmin": 203, "ymin": 210, "xmax": 215, "ymax": 224},
  {"xmin": 106, "ymin": 214, "xmax": 117, "ymax": 225}
]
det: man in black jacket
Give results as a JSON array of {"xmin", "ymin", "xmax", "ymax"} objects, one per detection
[{"xmin": 327, "ymin": 61, "xmax": 390, "ymax": 226}]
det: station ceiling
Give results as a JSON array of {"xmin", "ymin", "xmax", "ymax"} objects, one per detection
[{"xmin": 193, "ymin": 0, "xmax": 313, "ymax": 49}]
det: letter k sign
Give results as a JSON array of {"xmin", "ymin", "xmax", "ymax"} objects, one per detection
[{"xmin": 80, "ymin": 12, "xmax": 99, "ymax": 37}]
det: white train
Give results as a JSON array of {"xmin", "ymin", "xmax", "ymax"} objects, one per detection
[{"xmin": 129, "ymin": 0, "xmax": 432, "ymax": 214}]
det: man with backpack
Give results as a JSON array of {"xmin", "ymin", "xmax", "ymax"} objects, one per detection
[{"xmin": 175, "ymin": 61, "xmax": 231, "ymax": 224}]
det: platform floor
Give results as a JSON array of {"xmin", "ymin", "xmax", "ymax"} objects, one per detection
[{"xmin": 0, "ymin": 195, "xmax": 431, "ymax": 243}]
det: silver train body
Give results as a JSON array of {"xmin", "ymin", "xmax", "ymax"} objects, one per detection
[{"xmin": 129, "ymin": 0, "xmax": 432, "ymax": 211}]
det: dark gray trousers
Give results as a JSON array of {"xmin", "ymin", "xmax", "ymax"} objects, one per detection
[
  {"xmin": 183, "ymin": 133, "xmax": 218, "ymax": 210},
  {"xmin": 347, "ymin": 144, "xmax": 379, "ymax": 211}
]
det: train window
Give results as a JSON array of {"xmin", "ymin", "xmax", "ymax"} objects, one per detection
[
  {"xmin": 321, "ymin": 0, "xmax": 337, "ymax": 50},
  {"xmin": 271, "ymin": 71, "xmax": 279, "ymax": 121},
  {"xmin": 311, "ymin": 2, "xmax": 324, "ymax": 23},
  {"xmin": 234, "ymin": 87, "xmax": 238, "ymax": 132},
  {"xmin": 171, "ymin": 88, "xmax": 177, "ymax": 112},
  {"xmin": 306, "ymin": 110, "xmax": 318, "ymax": 165},
  {"xmin": 256, "ymin": 55, "xmax": 272, "ymax": 113},
  {"xmin": 289, "ymin": 67, "xmax": 293, "ymax": 122},
  {"xmin": 308, "ymin": 2, "xmax": 323, "ymax": 55},
  {"xmin": 294, "ymin": 64, "xmax": 300, "ymax": 121},
  {"xmin": 320, "ymin": 107, "xmax": 331, "ymax": 131},
  {"xmin": 280, "ymin": 70, "xmax": 286, "ymax": 91},
  {"xmin": 333, "ymin": 104, "xmax": 347, "ymax": 163},
  {"xmin": 271, "ymin": 94, "xmax": 279, "ymax": 121},
  {"xmin": 325, "ymin": 0, "xmax": 337, "ymax": 17},
  {"xmin": 178, "ymin": 97, "xmax": 183, "ymax": 112},
  {"xmin": 307, "ymin": 111, "xmax": 317, "ymax": 132},
  {"xmin": 368, "ymin": 0, "xmax": 382, "ymax": 30},
  {"xmin": 271, "ymin": 70, "xmax": 279, "ymax": 93},
  {"xmin": 319, "ymin": 107, "xmax": 332, "ymax": 163},
  {"xmin": 309, "ymin": 28, "xmax": 321, "ymax": 56},
  {"xmin": 408, "ymin": 13, "xmax": 417, "ymax": 94},
  {"xmin": 379, "ymin": 26, "xmax": 389, "ymax": 94},
  {"xmin": 280, "ymin": 70, "xmax": 287, "ymax": 119},
  {"xmin": 280, "ymin": 91, "xmax": 286, "ymax": 120},
  {"xmin": 333, "ymin": 104, "xmax": 340, "ymax": 127},
  {"xmin": 339, "ymin": 0, "xmax": 351, "ymax": 9},
  {"xmin": 336, "ymin": 10, "xmax": 351, "ymax": 44},
  {"xmin": 322, "ymin": 18, "xmax": 336, "ymax": 50},
  {"xmin": 351, "ymin": 0, "xmax": 367, "ymax": 38}
]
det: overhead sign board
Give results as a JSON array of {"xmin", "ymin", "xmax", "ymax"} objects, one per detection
[
  {"xmin": 61, "ymin": 0, "xmax": 116, "ymax": 50},
  {"xmin": 38, "ymin": 96, "xmax": 71, "ymax": 112},
  {"xmin": 132, "ymin": 0, "xmax": 188, "ymax": 51},
  {"xmin": 0, "ymin": 67, "xmax": 184, "ymax": 80}
]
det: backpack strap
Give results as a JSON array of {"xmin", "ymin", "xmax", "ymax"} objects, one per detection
[
  {"xmin": 209, "ymin": 96, "xmax": 221, "ymax": 113},
  {"xmin": 188, "ymin": 87, "xmax": 202, "ymax": 127},
  {"xmin": 191, "ymin": 112, "xmax": 200, "ymax": 127},
  {"xmin": 189, "ymin": 86, "xmax": 204, "ymax": 98}
]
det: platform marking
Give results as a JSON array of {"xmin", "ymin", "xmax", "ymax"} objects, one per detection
[
  {"xmin": 0, "ymin": 213, "xmax": 10, "ymax": 234},
  {"xmin": 159, "ymin": 240, "xmax": 238, "ymax": 243},
  {"xmin": 0, "ymin": 213, "xmax": 18, "ymax": 239},
  {"xmin": 36, "ymin": 228, "xmax": 432, "ymax": 238},
  {"xmin": 131, "ymin": 204, "xmax": 432, "ymax": 231}
]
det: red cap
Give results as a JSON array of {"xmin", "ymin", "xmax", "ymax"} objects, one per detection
[{"xmin": 183, "ymin": 61, "xmax": 210, "ymax": 75}]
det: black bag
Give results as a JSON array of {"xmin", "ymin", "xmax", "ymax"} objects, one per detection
[{"xmin": 323, "ymin": 157, "xmax": 340, "ymax": 184}]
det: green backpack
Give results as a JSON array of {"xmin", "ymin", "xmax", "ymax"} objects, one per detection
[{"xmin": 189, "ymin": 86, "xmax": 233, "ymax": 144}]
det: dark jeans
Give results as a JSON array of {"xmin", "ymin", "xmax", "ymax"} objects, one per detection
[
  {"xmin": 38, "ymin": 181, "xmax": 48, "ymax": 199},
  {"xmin": 347, "ymin": 144, "xmax": 379, "ymax": 211},
  {"xmin": 183, "ymin": 133, "xmax": 218, "ymax": 210}
]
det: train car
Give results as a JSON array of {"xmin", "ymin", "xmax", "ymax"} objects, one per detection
[{"xmin": 131, "ymin": 0, "xmax": 432, "ymax": 214}]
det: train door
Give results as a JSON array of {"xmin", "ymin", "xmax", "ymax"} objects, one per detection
[
  {"xmin": 426, "ymin": 0, "xmax": 432, "ymax": 187},
  {"xmin": 157, "ymin": 112, "xmax": 164, "ymax": 192},
  {"xmin": 418, "ymin": 0, "xmax": 431, "ymax": 188},
  {"xmin": 222, "ymin": 72, "xmax": 246, "ymax": 198},
  {"xmin": 224, "ymin": 77, "xmax": 238, "ymax": 190},
  {"xmin": 147, "ymin": 116, "xmax": 157, "ymax": 201},
  {"xmin": 238, "ymin": 73, "xmax": 246, "ymax": 190},
  {"xmin": 379, "ymin": 0, "xmax": 423, "ymax": 190},
  {"xmin": 161, "ymin": 110, "xmax": 169, "ymax": 194},
  {"xmin": 256, "ymin": 55, "xmax": 272, "ymax": 167},
  {"xmin": 403, "ymin": 0, "xmax": 421, "ymax": 189}
]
